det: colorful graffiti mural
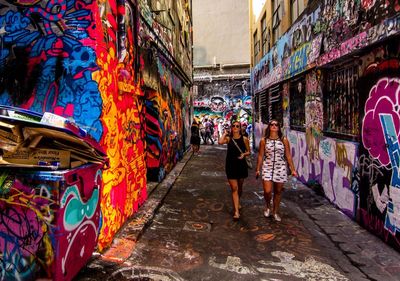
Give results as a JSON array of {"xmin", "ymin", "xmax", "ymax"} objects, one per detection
[
  {"xmin": 95, "ymin": 0, "xmax": 148, "ymax": 251},
  {"xmin": 251, "ymin": 0, "xmax": 400, "ymax": 251},
  {"xmin": 252, "ymin": 0, "xmax": 400, "ymax": 93},
  {"xmin": 0, "ymin": 165, "xmax": 102, "ymax": 280},
  {"xmin": 0, "ymin": 1, "xmax": 191, "ymax": 278},
  {"xmin": 0, "ymin": 0, "xmax": 148, "ymax": 254},
  {"xmin": 194, "ymin": 79, "xmax": 251, "ymax": 124},
  {"xmin": 357, "ymin": 44, "xmax": 400, "ymax": 249},
  {"xmin": 142, "ymin": 45, "xmax": 187, "ymax": 182},
  {"xmin": 287, "ymin": 130, "xmax": 359, "ymax": 217},
  {"xmin": 145, "ymin": 84, "xmax": 185, "ymax": 182}
]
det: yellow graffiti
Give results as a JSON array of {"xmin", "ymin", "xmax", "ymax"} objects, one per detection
[
  {"xmin": 94, "ymin": 39, "xmax": 147, "ymax": 250},
  {"xmin": 306, "ymin": 128, "xmax": 320, "ymax": 161},
  {"xmin": 336, "ymin": 143, "xmax": 352, "ymax": 179},
  {"xmin": 42, "ymin": 231, "xmax": 54, "ymax": 270},
  {"xmin": 94, "ymin": 45, "xmax": 125, "ymax": 250}
]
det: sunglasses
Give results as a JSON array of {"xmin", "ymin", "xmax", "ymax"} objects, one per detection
[
  {"xmin": 270, "ymin": 123, "xmax": 279, "ymax": 127},
  {"xmin": 232, "ymin": 124, "xmax": 240, "ymax": 128}
]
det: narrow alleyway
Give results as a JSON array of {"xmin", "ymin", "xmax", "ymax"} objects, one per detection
[{"xmin": 75, "ymin": 145, "xmax": 400, "ymax": 281}]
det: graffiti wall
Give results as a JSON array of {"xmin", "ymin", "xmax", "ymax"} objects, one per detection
[
  {"xmin": 194, "ymin": 79, "xmax": 252, "ymax": 124},
  {"xmin": 252, "ymin": 0, "xmax": 400, "ymax": 93},
  {"xmin": 251, "ymin": 0, "xmax": 400, "ymax": 250},
  {"xmin": 143, "ymin": 45, "xmax": 186, "ymax": 182},
  {"xmin": 0, "ymin": 165, "xmax": 102, "ymax": 280},
  {"xmin": 0, "ymin": 0, "xmax": 147, "ymax": 254},
  {"xmin": 284, "ymin": 70, "xmax": 359, "ymax": 217},
  {"xmin": 285, "ymin": 42, "xmax": 400, "ymax": 248},
  {"xmin": 288, "ymin": 130, "xmax": 359, "ymax": 216},
  {"xmin": 357, "ymin": 42, "xmax": 400, "ymax": 249},
  {"xmin": 145, "ymin": 85, "xmax": 185, "ymax": 182}
]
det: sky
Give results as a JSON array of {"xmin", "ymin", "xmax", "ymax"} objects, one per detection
[{"xmin": 252, "ymin": 0, "xmax": 266, "ymax": 20}]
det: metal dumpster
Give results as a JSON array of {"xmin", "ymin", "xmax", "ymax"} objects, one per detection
[{"xmin": 0, "ymin": 106, "xmax": 107, "ymax": 281}]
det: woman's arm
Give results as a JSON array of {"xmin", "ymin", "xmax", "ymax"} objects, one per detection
[
  {"xmin": 238, "ymin": 136, "xmax": 251, "ymax": 159},
  {"xmin": 283, "ymin": 137, "xmax": 298, "ymax": 177},
  {"xmin": 218, "ymin": 130, "xmax": 229, "ymax": 145},
  {"xmin": 243, "ymin": 136, "xmax": 251, "ymax": 155},
  {"xmin": 255, "ymin": 138, "xmax": 266, "ymax": 178}
]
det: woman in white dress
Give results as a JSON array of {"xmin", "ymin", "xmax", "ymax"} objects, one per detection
[{"xmin": 255, "ymin": 120, "xmax": 297, "ymax": 222}]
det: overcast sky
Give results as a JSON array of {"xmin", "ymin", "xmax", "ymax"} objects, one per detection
[{"xmin": 252, "ymin": 0, "xmax": 266, "ymax": 20}]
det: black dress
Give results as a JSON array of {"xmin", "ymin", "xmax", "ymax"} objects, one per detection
[
  {"xmin": 226, "ymin": 136, "xmax": 248, "ymax": 179},
  {"xmin": 190, "ymin": 124, "xmax": 201, "ymax": 146}
]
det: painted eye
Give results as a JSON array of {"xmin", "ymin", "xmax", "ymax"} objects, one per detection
[
  {"xmin": 51, "ymin": 4, "xmax": 61, "ymax": 14},
  {"xmin": 63, "ymin": 186, "xmax": 99, "ymax": 231}
]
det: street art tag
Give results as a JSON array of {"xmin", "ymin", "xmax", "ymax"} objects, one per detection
[{"xmin": 379, "ymin": 113, "xmax": 400, "ymax": 235}]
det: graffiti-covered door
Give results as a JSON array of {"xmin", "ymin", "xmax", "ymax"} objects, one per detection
[{"xmin": 357, "ymin": 40, "xmax": 400, "ymax": 251}]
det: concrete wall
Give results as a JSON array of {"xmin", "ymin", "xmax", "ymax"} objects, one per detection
[{"xmin": 193, "ymin": 0, "xmax": 250, "ymax": 66}]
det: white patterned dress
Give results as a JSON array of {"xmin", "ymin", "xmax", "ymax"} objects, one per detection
[{"xmin": 261, "ymin": 138, "xmax": 288, "ymax": 183}]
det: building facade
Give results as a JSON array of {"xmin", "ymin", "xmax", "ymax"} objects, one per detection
[
  {"xmin": 251, "ymin": 0, "xmax": 400, "ymax": 251},
  {"xmin": 0, "ymin": 0, "xmax": 192, "ymax": 278},
  {"xmin": 193, "ymin": 0, "xmax": 251, "ymax": 128}
]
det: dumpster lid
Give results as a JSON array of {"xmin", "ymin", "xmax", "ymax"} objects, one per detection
[{"xmin": 0, "ymin": 105, "xmax": 107, "ymax": 169}]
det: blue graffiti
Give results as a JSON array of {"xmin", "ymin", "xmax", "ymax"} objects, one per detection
[
  {"xmin": 0, "ymin": 2, "xmax": 103, "ymax": 141},
  {"xmin": 62, "ymin": 185, "xmax": 99, "ymax": 231},
  {"xmin": 380, "ymin": 114, "xmax": 400, "ymax": 187},
  {"xmin": 287, "ymin": 43, "xmax": 310, "ymax": 78},
  {"xmin": 379, "ymin": 113, "xmax": 400, "ymax": 235},
  {"xmin": 0, "ymin": 232, "xmax": 38, "ymax": 281}
]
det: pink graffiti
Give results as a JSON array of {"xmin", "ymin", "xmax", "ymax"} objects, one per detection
[
  {"xmin": 362, "ymin": 78, "xmax": 400, "ymax": 166},
  {"xmin": 361, "ymin": 0, "xmax": 376, "ymax": 10}
]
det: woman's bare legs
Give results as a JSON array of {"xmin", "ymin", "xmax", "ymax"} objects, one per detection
[
  {"xmin": 228, "ymin": 179, "xmax": 240, "ymax": 218},
  {"xmin": 238, "ymin": 178, "xmax": 244, "ymax": 198},
  {"xmin": 238, "ymin": 178, "xmax": 244, "ymax": 210},
  {"xmin": 272, "ymin": 182, "xmax": 284, "ymax": 220},
  {"xmin": 262, "ymin": 180, "xmax": 273, "ymax": 211}
]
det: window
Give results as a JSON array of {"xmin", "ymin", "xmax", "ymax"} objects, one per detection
[
  {"xmin": 259, "ymin": 90, "xmax": 268, "ymax": 124},
  {"xmin": 253, "ymin": 31, "xmax": 260, "ymax": 63},
  {"xmin": 258, "ymin": 85, "xmax": 283, "ymax": 125},
  {"xmin": 291, "ymin": 0, "xmax": 305, "ymax": 23},
  {"xmin": 261, "ymin": 14, "xmax": 268, "ymax": 56},
  {"xmin": 269, "ymin": 84, "xmax": 283, "ymax": 124},
  {"xmin": 272, "ymin": 1, "xmax": 281, "ymax": 43},
  {"xmin": 324, "ymin": 65, "xmax": 359, "ymax": 139},
  {"xmin": 290, "ymin": 76, "xmax": 306, "ymax": 130}
]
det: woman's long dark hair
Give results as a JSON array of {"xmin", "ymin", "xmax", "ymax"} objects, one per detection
[{"xmin": 264, "ymin": 119, "xmax": 283, "ymax": 140}]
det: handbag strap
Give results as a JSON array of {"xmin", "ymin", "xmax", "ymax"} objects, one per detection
[{"xmin": 231, "ymin": 138, "xmax": 244, "ymax": 154}]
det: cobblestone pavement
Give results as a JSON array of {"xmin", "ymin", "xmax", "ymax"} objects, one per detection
[{"xmin": 75, "ymin": 145, "xmax": 400, "ymax": 281}]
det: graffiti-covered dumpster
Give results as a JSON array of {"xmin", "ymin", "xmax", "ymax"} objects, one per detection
[{"xmin": 0, "ymin": 106, "xmax": 107, "ymax": 281}]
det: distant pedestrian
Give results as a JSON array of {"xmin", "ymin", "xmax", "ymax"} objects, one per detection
[
  {"xmin": 190, "ymin": 120, "xmax": 201, "ymax": 154},
  {"xmin": 199, "ymin": 121, "xmax": 206, "ymax": 144},
  {"xmin": 218, "ymin": 120, "xmax": 224, "ymax": 138},
  {"xmin": 241, "ymin": 123, "xmax": 249, "ymax": 138},
  {"xmin": 255, "ymin": 120, "xmax": 297, "ymax": 222},
  {"xmin": 204, "ymin": 118, "xmax": 214, "ymax": 145},
  {"xmin": 218, "ymin": 120, "xmax": 250, "ymax": 220}
]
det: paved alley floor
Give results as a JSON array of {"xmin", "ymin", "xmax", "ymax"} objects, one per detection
[{"xmin": 75, "ymin": 145, "xmax": 400, "ymax": 281}]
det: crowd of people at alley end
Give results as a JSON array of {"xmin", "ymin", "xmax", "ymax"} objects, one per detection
[{"xmin": 190, "ymin": 117, "xmax": 297, "ymax": 222}]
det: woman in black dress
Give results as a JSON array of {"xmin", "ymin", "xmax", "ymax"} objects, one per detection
[
  {"xmin": 218, "ymin": 120, "xmax": 250, "ymax": 220},
  {"xmin": 190, "ymin": 120, "xmax": 201, "ymax": 154}
]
